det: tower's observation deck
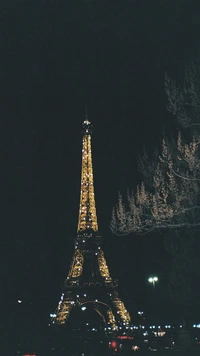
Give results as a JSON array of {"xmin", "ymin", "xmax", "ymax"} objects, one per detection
[{"xmin": 77, "ymin": 120, "xmax": 98, "ymax": 234}]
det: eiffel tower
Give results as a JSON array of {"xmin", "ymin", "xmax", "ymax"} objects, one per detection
[{"xmin": 52, "ymin": 115, "xmax": 131, "ymax": 333}]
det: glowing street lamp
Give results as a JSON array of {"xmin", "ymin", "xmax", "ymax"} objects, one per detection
[
  {"xmin": 138, "ymin": 311, "xmax": 144, "ymax": 316},
  {"xmin": 148, "ymin": 276, "xmax": 158, "ymax": 288}
]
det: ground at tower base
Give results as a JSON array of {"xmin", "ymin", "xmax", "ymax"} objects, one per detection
[{"xmin": 9, "ymin": 321, "xmax": 200, "ymax": 356}]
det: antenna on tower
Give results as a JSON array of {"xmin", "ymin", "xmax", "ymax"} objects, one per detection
[{"xmin": 85, "ymin": 104, "xmax": 88, "ymax": 122}]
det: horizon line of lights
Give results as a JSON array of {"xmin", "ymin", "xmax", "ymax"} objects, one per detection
[
  {"xmin": 49, "ymin": 322, "xmax": 200, "ymax": 330},
  {"xmin": 49, "ymin": 314, "xmax": 200, "ymax": 330},
  {"xmin": 103, "ymin": 324, "xmax": 183, "ymax": 330},
  {"xmin": 49, "ymin": 317, "xmax": 195, "ymax": 330},
  {"xmin": 193, "ymin": 324, "xmax": 200, "ymax": 328}
]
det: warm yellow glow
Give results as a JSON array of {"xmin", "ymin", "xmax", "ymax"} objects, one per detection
[
  {"xmin": 132, "ymin": 346, "xmax": 140, "ymax": 351},
  {"xmin": 77, "ymin": 134, "xmax": 98, "ymax": 233},
  {"xmin": 54, "ymin": 297, "xmax": 73, "ymax": 324},
  {"xmin": 98, "ymin": 250, "xmax": 111, "ymax": 279},
  {"xmin": 68, "ymin": 249, "xmax": 84, "ymax": 278},
  {"xmin": 52, "ymin": 119, "xmax": 132, "ymax": 328},
  {"xmin": 112, "ymin": 297, "xmax": 131, "ymax": 324},
  {"xmin": 107, "ymin": 309, "xmax": 118, "ymax": 330}
]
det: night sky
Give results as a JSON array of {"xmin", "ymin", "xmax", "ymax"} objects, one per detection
[{"xmin": 1, "ymin": 0, "xmax": 200, "ymax": 336}]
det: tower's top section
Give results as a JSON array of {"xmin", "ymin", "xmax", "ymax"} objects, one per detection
[
  {"xmin": 77, "ymin": 115, "xmax": 98, "ymax": 236},
  {"xmin": 82, "ymin": 119, "xmax": 92, "ymax": 136},
  {"xmin": 82, "ymin": 106, "xmax": 92, "ymax": 136}
]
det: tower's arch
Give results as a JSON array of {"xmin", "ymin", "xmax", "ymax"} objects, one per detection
[{"xmin": 78, "ymin": 301, "xmax": 118, "ymax": 330}]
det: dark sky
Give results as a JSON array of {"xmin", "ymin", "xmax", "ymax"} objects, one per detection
[{"xmin": 1, "ymin": 0, "xmax": 200, "ymax": 331}]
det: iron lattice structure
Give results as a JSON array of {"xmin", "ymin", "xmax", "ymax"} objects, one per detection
[
  {"xmin": 52, "ymin": 118, "xmax": 131, "ymax": 333},
  {"xmin": 77, "ymin": 120, "xmax": 98, "ymax": 233}
]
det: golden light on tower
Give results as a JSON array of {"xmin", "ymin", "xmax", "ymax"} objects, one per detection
[
  {"xmin": 77, "ymin": 119, "xmax": 98, "ymax": 234},
  {"xmin": 52, "ymin": 115, "xmax": 131, "ymax": 331}
]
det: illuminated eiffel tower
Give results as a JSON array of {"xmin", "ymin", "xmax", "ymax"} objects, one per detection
[{"xmin": 52, "ymin": 114, "xmax": 131, "ymax": 333}]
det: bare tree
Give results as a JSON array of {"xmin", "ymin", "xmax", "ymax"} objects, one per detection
[
  {"xmin": 165, "ymin": 62, "xmax": 200, "ymax": 129},
  {"xmin": 111, "ymin": 62, "xmax": 200, "ymax": 236},
  {"xmin": 111, "ymin": 63, "xmax": 200, "ymax": 329}
]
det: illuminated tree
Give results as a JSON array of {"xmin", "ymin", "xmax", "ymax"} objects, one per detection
[
  {"xmin": 111, "ymin": 62, "xmax": 200, "ymax": 328},
  {"xmin": 111, "ymin": 62, "xmax": 200, "ymax": 236}
]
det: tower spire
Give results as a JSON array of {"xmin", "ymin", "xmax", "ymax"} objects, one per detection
[
  {"xmin": 77, "ymin": 115, "xmax": 98, "ymax": 235},
  {"xmin": 85, "ymin": 104, "xmax": 88, "ymax": 122}
]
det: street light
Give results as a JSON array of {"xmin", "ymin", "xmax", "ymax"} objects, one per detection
[
  {"xmin": 148, "ymin": 276, "xmax": 158, "ymax": 288},
  {"xmin": 138, "ymin": 311, "xmax": 144, "ymax": 316}
]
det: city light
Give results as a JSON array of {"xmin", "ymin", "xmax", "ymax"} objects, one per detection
[
  {"xmin": 111, "ymin": 341, "xmax": 117, "ymax": 348},
  {"xmin": 81, "ymin": 306, "xmax": 86, "ymax": 311},
  {"xmin": 132, "ymin": 346, "xmax": 140, "ymax": 351},
  {"xmin": 148, "ymin": 276, "xmax": 158, "ymax": 287}
]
